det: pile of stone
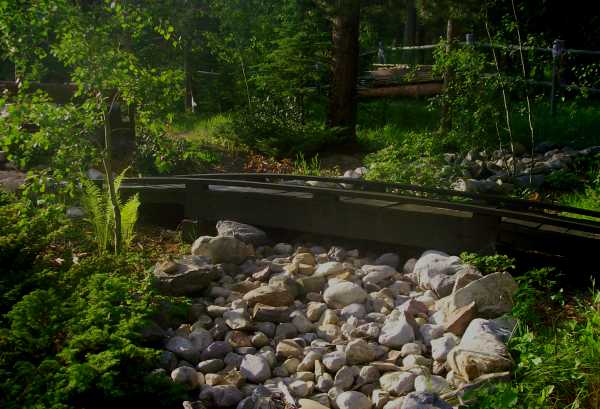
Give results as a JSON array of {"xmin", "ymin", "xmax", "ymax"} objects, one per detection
[
  {"xmin": 153, "ymin": 221, "xmax": 518, "ymax": 409},
  {"xmin": 448, "ymin": 143, "xmax": 600, "ymax": 194}
]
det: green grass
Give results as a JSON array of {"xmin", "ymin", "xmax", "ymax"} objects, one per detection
[{"xmin": 168, "ymin": 112, "xmax": 241, "ymax": 152}]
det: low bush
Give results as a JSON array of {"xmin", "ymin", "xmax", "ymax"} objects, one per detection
[
  {"xmin": 0, "ymin": 193, "xmax": 184, "ymax": 408},
  {"xmin": 232, "ymin": 96, "xmax": 343, "ymax": 158}
]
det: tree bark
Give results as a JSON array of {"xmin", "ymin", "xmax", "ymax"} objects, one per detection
[
  {"xmin": 327, "ymin": 0, "xmax": 361, "ymax": 141},
  {"xmin": 403, "ymin": 0, "xmax": 417, "ymax": 46}
]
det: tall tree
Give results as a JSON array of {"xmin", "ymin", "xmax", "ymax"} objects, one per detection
[
  {"xmin": 403, "ymin": 0, "xmax": 417, "ymax": 46},
  {"xmin": 327, "ymin": 0, "xmax": 361, "ymax": 141}
]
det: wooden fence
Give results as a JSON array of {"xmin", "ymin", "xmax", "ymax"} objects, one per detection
[{"xmin": 364, "ymin": 35, "xmax": 600, "ymax": 110}]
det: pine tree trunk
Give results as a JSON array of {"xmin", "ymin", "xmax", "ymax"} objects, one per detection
[
  {"xmin": 403, "ymin": 0, "xmax": 417, "ymax": 46},
  {"xmin": 102, "ymin": 110, "xmax": 123, "ymax": 254},
  {"xmin": 184, "ymin": 43, "xmax": 194, "ymax": 112},
  {"xmin": 327, "ymin": 0, "xmax": 361, "ymax": 141}
]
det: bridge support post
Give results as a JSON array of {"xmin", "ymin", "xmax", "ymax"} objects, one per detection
[{"xmin": 182, "ymin": 181, "xmax": 209, "ymax": 242}]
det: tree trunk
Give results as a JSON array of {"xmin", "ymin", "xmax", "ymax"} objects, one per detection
[
  {"xmin": 403, "ymin": 0, "xmax": 417, "ymax": 46},
  {"xmin": 327, "ymin": 0, "xmax": 361, "ymax": 141},
  {"xmin": 102, "ymin": 109, "xmax": 123, "ymax": 255},
  {"xmin": 439, "ymin": 18, "xmax": 454, "ymax": 135}
]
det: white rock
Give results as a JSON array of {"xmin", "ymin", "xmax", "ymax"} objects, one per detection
[
  {"xmin": 362, "ymin": 265, "xmax": 397, "ymax": 285},
  {"xmin": 378, "ymin": 317, "xmax": 415, "ymax": 348},
  {"xmin": 240, "ymin": 354, "xmax": 271, "ymax": 383},
  {"xmin": 315, "ymin": 262, "xmax": 345, "ymax": 276},
  {"xmin": 336, "ymin": 391, "xmax": 373, "ymax": 409},
  {"xmin": 414, "ymin": 375, "xmax": 450, "ymax": 394},
  {"xmin": 431, "ymin": 334, "xmax": 459, "ymax": 362},
  {"xmin": 323, "ymin": 351, "xmax": 347, "ymax": 373},
  {"xmin": 419, "ymin": 324, "xmax": 445, "ymax": 345},
  {"xmin": 324, "ymin": 281, "xmax": 368, "ymax": 308},
  {"xmin": 379, "ymin": 371, "xmax": 416, "ymax": 395},
  {"xmin": 446, "ymin": 318, "xmax": 514, "ymax": 381}
]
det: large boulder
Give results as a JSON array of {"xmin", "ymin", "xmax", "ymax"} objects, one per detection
[
  {"xmin": 446, "ymin": 318, "xmax": 514, "ymax": 382},
  {"xmin": 445, "ymin": 272, "xmax": 518, "ymax": 319},
  {"xmin": 216, "ymin": 220, "xmax": 268, "ymax": 246},
  {"xmin": 413, "ymin": 251, "xmax": 463, "ymax": 297},
  {"xmin": 153, "ymin": 257, "xmax": 222, "ymax": 296},
  {"xmin": 191, "ymin": 236, "xmax": 254, "ymax": 264}
]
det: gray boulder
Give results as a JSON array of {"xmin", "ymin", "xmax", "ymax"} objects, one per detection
[
  {"xmin": 216, "ymin": 220, "xmax": 268, "ymax": 246},
  {"xmin": 191, "ymin": 236, "xmax": 254, "ymax": 264},
  {"xmin": 153, "ymin": 257, "xmax": 222, "ymax": 296},
  {"xmin": 240, "ymin": 354, "xmax": 272, "ymax": 383}
]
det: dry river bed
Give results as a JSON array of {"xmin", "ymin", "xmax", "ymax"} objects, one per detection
[{"xmin": 152, "ymin": 221, "xmax": 517, "ymax": 409}]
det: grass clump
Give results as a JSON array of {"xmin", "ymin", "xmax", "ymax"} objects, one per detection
[{"xmin": 467, "ymin": 266, "xmax": 600, "ymax": 409}]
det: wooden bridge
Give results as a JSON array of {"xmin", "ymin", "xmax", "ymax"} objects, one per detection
[{"xmin": 118, "ymin": 173, "xmax": 600, "ymax": 274}]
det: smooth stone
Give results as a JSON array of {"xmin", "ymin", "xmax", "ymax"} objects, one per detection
[
  {"xmin": 201, "ymin": 341, "xmax": 233, "ymax": 360},
  {"xmin": 414, "ymin": 375, "xmax": 450, "ymax": 394},
  {"xmin": 374, "ymin": 253, "xmax": 400, "ymax": 269},
  {"xmin": 323, "ymin": 351, "xmax": 347, "ymax": 373},
  {"xmin": 378, "ymin": 317, "xmax": 415, "ymax": 348},
  {"xmin": 243, "ymin": 285, "xmax": 294, "ymax": 307},
  {"xmin": 171, "ymin": 367, "xmax": 202, "ymax": 390},
  {"xmin": 315, "ymin": 262, "xmax": 345, "ymax": 276},
  {"xmin": 334, "ymin": 365, "xmax": 355, "ymax": 389},
  {"xmin": 400, "ymin": 392, "xmax": 452, "ymax": 409},
  {"xmin": 362, "ymin": 265, "xmax": 397, "ymax": 285},
  {"xmin": 192, "ymin": 236, "xmax": 254, "ymax": 264},
  {"xmin": 216, "ymin": 220, "xmax": 267, "ymax": 246},
  {"xmin": 197, "ymin": 359, "xmax": 225, "ymax": 374},
  {"xmin": 166, "ymin": 336, "xmax": 201, "ymax": 363},
  {"xmin": 336, "ymin": 391, "xmax": 372, "ymax": 409},
  {"xmin": 324, "ymin": 281, "xmax": 368, "ymax": 308}
]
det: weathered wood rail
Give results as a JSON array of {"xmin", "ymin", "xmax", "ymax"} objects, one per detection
[{"xmin": 117, "ymin": 174, "xmax": 600, "ymax": 272}]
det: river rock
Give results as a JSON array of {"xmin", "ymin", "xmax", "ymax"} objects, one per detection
[
  {"xmin": 196, "ymin": 359, "xmax": 225, "ymax": 374},
  {"xmin": 154, "ymin": 257, "xmax": 222, "ymax": 296},
  {"xmin": 379, "ymin": 316, "xmax": 415, "ymax": 348},
  {"xmin": 379, "ymin": 371, "xmax": 416, "ymax": 396},
  {"xmin": 334, "ymin": 365, "xmax": 356, "ymax": 389},
  {"xmin": 192, "ymin": 236, "xmax": 254, "ymax": 264},
  {"xmin": 240, "ymin": 354, "xmax": 271, "ymax": 383},
  {"xmin": 244, "ymin": 285, "xmax": 294, "ymax": 307},
  {"xmin": 413, "ymin": 375, "xmax": 450, "ymax": 394},
  {"xmin": 362, "ymin": 265, "xmax": 397, "ymax": 285},
  {"xmin": 374, "ymin": 253, "xmax": 400, "ymax": 269},
  {"xmin": 315, "ymin": 262, "xmax": 345, "ymax": 276},
  {"xmin": 324, "ymin": 281, "xmax": 368, "ymax": 308},
  {"xmin": 201, "ymin": 341, "xmax": 233, "ymax": 360},
  {"xmin": 430, "ymin": 333, "xmax": 459, "ymax": 362},
  {"xmin": 166, "ymin": 336, "xmax": 201, "ymax": 363},
  {"xmin": 400, "ymin": 392, "xmax": 452, "ymax": 409},
  {"xmin": 211, "ymin": 385, "xmax": 244, "ymax": 407},
  {"xmin": 413, "ymin": 251, "xmax": 463, "ymax": 296},
  {"xmin": 346, "ymin": 338, "xmax": 377, "ymax": 365},
  {"xmin": 446, "ymin": 318, "xmax": 514, "ymax": 381},
  {"xmin": 171, "ymin": 366, "xmax": 202, "ymax": 390},
  {"xmin": 216, "ymin": 220, "xmax": 267, "ymax": 246},
  {"xmin": 336, "ymin": 391, "xmax": 373, "ymax": 409},
  {"xmin": 323, "ymin": 351, "xmax": 346, "ymax": 372}
]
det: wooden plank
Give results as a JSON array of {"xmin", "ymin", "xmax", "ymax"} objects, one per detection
[
  {"xmin": 501, "ymin": 217, "xmax": 542, "ymax": 229},
  {"xmin": 390, "ymin": 203, "xmax": 472, "ymax": 218}
]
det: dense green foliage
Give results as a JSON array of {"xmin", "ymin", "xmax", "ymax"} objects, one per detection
[{"xmin": 0, "ymin": 193, "xmax": 183, "ymax": 408}]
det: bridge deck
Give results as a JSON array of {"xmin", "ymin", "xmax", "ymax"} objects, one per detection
[{"xmin": 118, "ymin": 174, "xmax": 600, "ymax": 272}]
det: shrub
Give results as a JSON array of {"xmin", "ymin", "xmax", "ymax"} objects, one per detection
[{"xmin": 232, "ymin": 96, "xmax": 342, "ymax": 158}]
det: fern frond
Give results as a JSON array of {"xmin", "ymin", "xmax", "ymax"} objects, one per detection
[
  {"xmin": 80, "ymin": 177, "xmax": 109, "ymax": 254},
  {"xmin": 121, "ymin": 193, "xmax": 140, "ymax": 248}
]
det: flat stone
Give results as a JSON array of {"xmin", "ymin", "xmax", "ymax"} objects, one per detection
[
  {"xmin": 244, "ymin": 285, "xmax": 294, "ymax": 307},
  {"xmin": 448, "ymin": 272, "xmax": 518, "ymax": 318},
  {"xmin": 252, "ymin": 304, "xmax": 291, "ymax": 323},
  {"xmin": 154, "ymin": 258, "xmax": 222, "ymax": 296},
  {"xmin": 443, "ymin": 301, "xmax": 476, "ymax": 336},
  {"xmin": 216, "ymin": 220, "xmax": 267, "ymax": 246},
  {"xmin": 196, "ymin": 359, "xmax": 225, "ymax": 374}
]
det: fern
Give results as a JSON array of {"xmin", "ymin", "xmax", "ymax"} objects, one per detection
[{"xmin": 80, "ymin": 169, "xmax": 139, "ymax": 254}]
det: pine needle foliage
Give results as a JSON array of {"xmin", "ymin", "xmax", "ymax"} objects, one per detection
[{"xmin": 80, "ymin": 170, "xmax": 140, "ymax": 255}]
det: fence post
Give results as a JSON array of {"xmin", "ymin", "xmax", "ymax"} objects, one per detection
[{"xmin": 550, "ymin": 39, "xmax": 565, "ymax": 116}]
